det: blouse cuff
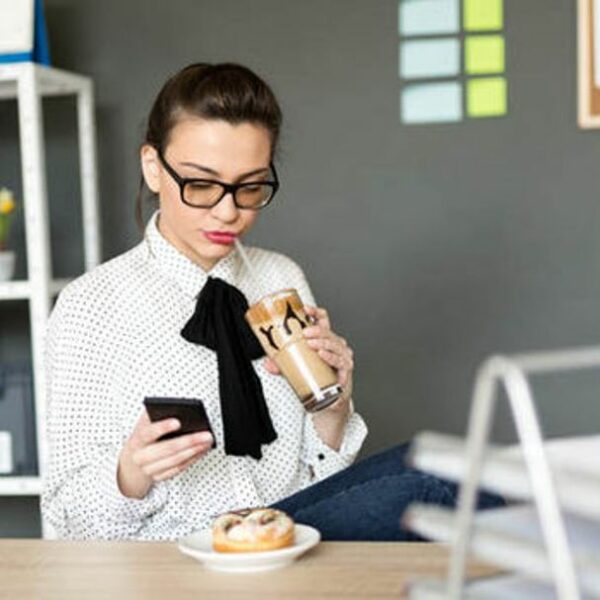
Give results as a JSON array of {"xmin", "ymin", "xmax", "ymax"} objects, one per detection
[
  {"xmin": 302, "ymin": 411, "xmax": 368, "ymax": 480},
  {"xmin": 98, "ymin": 449, "xmax": 169, "ymax": 522}
]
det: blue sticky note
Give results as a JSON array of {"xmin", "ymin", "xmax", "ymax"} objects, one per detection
[
  {"xmin": 401, "ymin": 82, "xmax": 463, "ymax": 124},
  {"xmin": 399, "ymin": 0, "xmax": 460, "ymax": 36},
  {"xmin": 400, "ymin": 39, "xmax": 460, "ymax": 79}
]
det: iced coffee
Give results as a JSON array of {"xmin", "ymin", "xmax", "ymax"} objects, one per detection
[{"xmin": 245, "ymin": 289, "xmax": 343, "ymax": 412}]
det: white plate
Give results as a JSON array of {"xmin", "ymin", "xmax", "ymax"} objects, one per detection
[{"xmin": 178, "ymin": 524, "xmax": 321, "ymax": 573}]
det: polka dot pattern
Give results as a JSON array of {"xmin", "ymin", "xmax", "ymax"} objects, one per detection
[{"xmin": 41, "ymin": 212, "xmax": 367, "ymax": 540}]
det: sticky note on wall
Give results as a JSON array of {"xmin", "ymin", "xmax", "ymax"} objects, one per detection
[
  {"xmin": 464, "ymin": 0, "xmax": 503, "ymax": 31},
  {"xmin": 399, "ymin": 0, "xmax": 459, "ymax": 36},
  {"xmin": 400, "ymin": 38, "xmax": 461, "ymax": 78},
  {"xmin": 467, "ymin": 77, "xmax": 507, "ymax": 117},
  {"xmin": 465, "ymin": 35, "xmax": 505, "ymax": 74},
  {"xmin": 402, "ymin": 82, "xmax": 463, "ymax": 123}
]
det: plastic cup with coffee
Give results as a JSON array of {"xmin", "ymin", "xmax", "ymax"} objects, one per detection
[{"xmin": 245, "ymin": 289, "xmax": 343, "ymax": 412}]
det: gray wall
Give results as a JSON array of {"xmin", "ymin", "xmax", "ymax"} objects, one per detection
[{"xmin": 2, "ymin": 0, "xmax": 600, "ymax": 537}]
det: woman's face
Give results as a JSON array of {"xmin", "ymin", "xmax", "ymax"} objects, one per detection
[{"xmin": 141, "ymin": 116, "xmax": 273, "ymax": 271}]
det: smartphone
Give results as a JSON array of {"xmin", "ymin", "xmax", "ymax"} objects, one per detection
[{"xmin": 143, "ymin": 397, "xmax": 216, "ymax": 446}]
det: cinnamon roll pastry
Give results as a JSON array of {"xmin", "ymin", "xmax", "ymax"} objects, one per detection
[{"xmin": 212, "ymin": 508, "xmax": 295, "ymax": 553}]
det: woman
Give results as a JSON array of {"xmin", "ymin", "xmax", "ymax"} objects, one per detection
[{"xmin": 42, "ymin": 63, "xmax": 480, "ymax": 541}]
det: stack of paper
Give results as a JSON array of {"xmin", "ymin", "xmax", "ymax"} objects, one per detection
[
  {"xmin": 405, "ymin": 434, "xmax": 600, "ymax": 598},
  {"xmin": 408, "ymin": 433, "xmax": 600, "ymax": 522}
]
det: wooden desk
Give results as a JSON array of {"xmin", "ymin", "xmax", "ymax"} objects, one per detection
[{"xmin": 1, "ymin": 540, "xmax": 496, "ymax": 599}]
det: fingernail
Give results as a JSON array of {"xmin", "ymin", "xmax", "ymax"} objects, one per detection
[
  {"xmin": 170, "ymin": 419, "xmax": 181, "ymax": 429},
  {"xmin": 193, "ymin": 432, "xmax": 212, "ymax": 443}
]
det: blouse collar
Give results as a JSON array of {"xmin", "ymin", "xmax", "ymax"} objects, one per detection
[{"xmin": 143, "ymin": 211, "xmax": 242, "ymax": 299}]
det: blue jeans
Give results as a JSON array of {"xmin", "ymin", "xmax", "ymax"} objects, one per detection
[{"xmin": 272, "ymin": 443, "xmax": 503, "ymax": 541}]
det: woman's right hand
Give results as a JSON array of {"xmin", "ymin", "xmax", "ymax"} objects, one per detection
[{"xmin": 117, "ymin": 411, "xmax": 214, "ymax": 499}]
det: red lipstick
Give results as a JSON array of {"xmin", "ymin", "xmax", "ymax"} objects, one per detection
[{"xmin": 204, "ymin": 231, "xmax": 238, "ymax": 245}]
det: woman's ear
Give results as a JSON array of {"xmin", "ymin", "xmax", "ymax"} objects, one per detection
[{"xmin": 140, "ymin": 145, "xmax": 161, "ymax": 194}]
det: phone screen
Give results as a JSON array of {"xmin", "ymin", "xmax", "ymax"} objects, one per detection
[{"xmin": 143, "ymin": 397, "xmax": 216, "ymax": 445}]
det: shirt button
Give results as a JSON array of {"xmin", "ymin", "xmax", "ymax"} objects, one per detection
[{"xmin": 318, "ymin": 453, "xmax": 325, "ymax": 461}]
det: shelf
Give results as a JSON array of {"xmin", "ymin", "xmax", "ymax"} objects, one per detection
[
  {"xmin": 0, "ymin": 280, "xmax": 30, "ymax": 300},
  {"xmin": 0, "ymin": 63, "xmax": 92, "ymax": 99},
  {"xmin": 408, "ymin": 431, "xmax": 600, "ymax": 522},
  {"xmin": 0, "ymin": 63, "xmax": 100, "ymax": 538},
  {"xmin": 0, "ymin": 278, "xmax": 71, "ymax": 300},
  {"xmin": 0, "ymin": 476, "xmax": 41, "ymax": 496},
  {"xmin": 405, "ymin": 504, "xmax": 600, "ymax": 597}
]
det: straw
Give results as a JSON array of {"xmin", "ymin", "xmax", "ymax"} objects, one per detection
[{"xmin": 234, "ymin": 238, "xmax": 266, "ymax": 299}]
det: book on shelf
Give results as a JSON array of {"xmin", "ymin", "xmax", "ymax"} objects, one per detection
[{"xmin": 0, "ymin": 0, "xmax": 50, "ymax": 65}]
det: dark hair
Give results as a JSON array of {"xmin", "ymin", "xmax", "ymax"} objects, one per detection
[{"xmin": 136, "ymin": 62, "xmax": 283, "ymax": 228}]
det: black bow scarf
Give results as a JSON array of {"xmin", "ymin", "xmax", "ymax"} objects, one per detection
[{"xmin": 181, "ymin": 277, "xmax": 277, "ymax": 459}]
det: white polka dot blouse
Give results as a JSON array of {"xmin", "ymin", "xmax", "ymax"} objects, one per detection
[{"xmin": 41, "ymin": 211, "xmax": 368, "ymax": 540}]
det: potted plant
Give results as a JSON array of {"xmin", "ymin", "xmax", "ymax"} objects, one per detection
[{"xmin": 0, "ymin": 187, "xmax": 16, "ymax": 282}]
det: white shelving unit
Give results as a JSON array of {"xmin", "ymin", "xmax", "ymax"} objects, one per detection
[
  {"xmin": 404, "ymin": 346, "xmax": 600, "ymax": 599},
  {"xmin": 0, "ymin": 64, "xmax": 101, "ymax": 528}
]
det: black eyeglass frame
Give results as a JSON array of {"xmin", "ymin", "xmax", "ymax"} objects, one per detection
[{"xmin": 156, "ymin": 149, "xmax": 280, "ymax": 210}]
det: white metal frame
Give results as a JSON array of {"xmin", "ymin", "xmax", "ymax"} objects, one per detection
[
  {"xmin": 446, "ymin": 346, "xmax": 600, "ymax": 600},
  {"xmin": 0, "ymin": 64, "xmax": 100, "ymax": 533}
]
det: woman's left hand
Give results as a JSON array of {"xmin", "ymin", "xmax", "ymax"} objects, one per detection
[{"xmin": 263, "ymin": 305, "xmax": 354, "ymax": 413}]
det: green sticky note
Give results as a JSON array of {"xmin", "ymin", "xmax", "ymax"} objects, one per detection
[
  {"xmin": 464, "ymin": 0, "xmax": 503, "ymax": 31},
  {"xmin": 467, "ymin": 77, "xmax": 507, "ymax": 117},
  {"xmin": 465, "ymin": 35, "xmax": 505, "ymax": 74}
]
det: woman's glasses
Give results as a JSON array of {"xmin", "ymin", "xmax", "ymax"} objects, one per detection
[{"xmin": 157, "ymin": 150, "xmax": 279, "ymax": 210}]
